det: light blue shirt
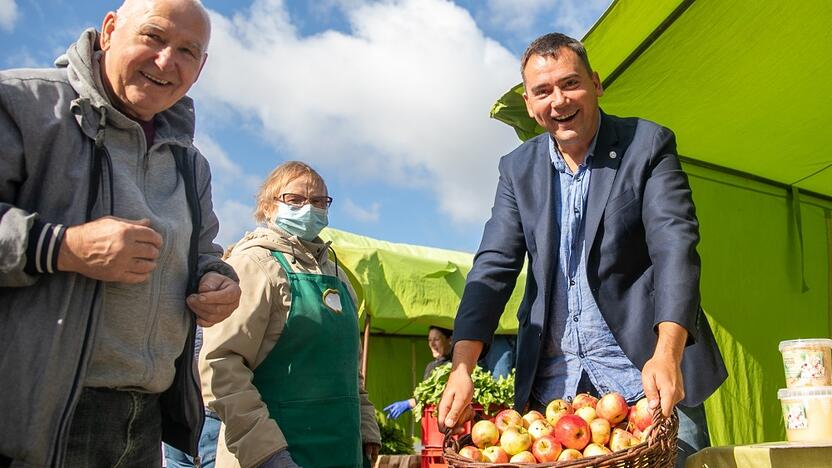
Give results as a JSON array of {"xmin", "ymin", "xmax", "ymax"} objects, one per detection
[{"xmin": 532, "ymin": 122, "xmax": 644, "ymax": 405}]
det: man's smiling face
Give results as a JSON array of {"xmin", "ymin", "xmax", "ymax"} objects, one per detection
[
  {"xmin": 522, "ymin": 47, "xmax": 603, "ymax": 153},
  {"xmin": 99, "ymin": 0, "xmax": 210, "ymax": 121}
]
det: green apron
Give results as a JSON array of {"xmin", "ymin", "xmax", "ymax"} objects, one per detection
[{"xmin": 252, "ymin": 251, "xmax": 362, "ymax": 468}]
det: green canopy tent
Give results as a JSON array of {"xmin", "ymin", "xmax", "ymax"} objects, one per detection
[
  {"xmin": 491, "ymin": 0, "xmax": 832, "ymax": 446},
  {"xmin": 319, "ymin": 228, "xmax": 524, "ymax": 439}
]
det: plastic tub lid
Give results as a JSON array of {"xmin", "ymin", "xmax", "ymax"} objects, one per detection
[
  {"xmin": 779, "ymin": 339, "xmax": 832, "ymax": 352},
  {"xmin": 778, "ymin": 386, "xmax": 832, "ymax": 400}
]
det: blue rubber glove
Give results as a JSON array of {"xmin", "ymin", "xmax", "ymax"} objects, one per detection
[{"xmin": 384, "ymin": 400, "xmax": 412, "ymax": 419}]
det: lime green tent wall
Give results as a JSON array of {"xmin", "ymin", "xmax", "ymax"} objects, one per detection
[
  {"xmin": 490, "ymin": 0, "xmax": 832, "ymax": 446},
  {"xmin": 318, "ymin": 228, "xmax": 524, "ymax": 439}
]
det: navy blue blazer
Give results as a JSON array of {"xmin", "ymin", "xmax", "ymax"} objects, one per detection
[{"xmin": 454, "ymin": 112, "xmax": 727, "ymax": 410}]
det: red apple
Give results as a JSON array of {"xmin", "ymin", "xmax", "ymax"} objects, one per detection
[
  {"xmin": 481, "ymin": 446, "xmax": 510, "ymax": 463},
  {"xmin": 471, "ymin": 420, "xmax": 500, "ymax": 448},
  {"xmin": 521, "ymin": 410, "xmax": 545, "ymax": 428},
  {"xmin": 596, "ymin": 392, "xmax": 629, "ymax": 425},
  {"xmin": 494, "ymin": 409, "xmax": 524, "ymax": 433},
  {"xmin": 553, "ymin": 414, "xmax": 591, "ymax": 451},
  {"xmin": 557, "ymin": 448, "xmax": 583, "ymax": 461},
  {"xmin": 527, "ymin": 418, "xmax": 554, "ymax": 441},
  {"xmin": 509, "ymin": 451, "xmax": 537, "ymax": 463},
  {"xmin": 575, "ymin": 406, "xmax": 596, "ymax": 423},
  {"xmin": 458, "ymin": 445, "xmax": 483, "ymax": 461},
  {"xmin": 589, "ymin": 417, "xmax": 611, "ymax": 446},
  {"xmin": 609, "ymin": 427, "xmax": 640, "ymax": 452},
  {"xmin": 531, "ymin": 435, "xmax": 562, "ymax": 462},
  {"xmin": 500, "ymin": 426, "xmax": 532, "ymax": 456},
  {"xmin": 572, "ymin": 393, "xmax": 598, "ymax": 410},
  {"xmin": 582, "ymin": 443, "xmax": 612, "ymax": 457},
  {"xmin": 628, "ymin": 398, "xmax": 654, "ymax": 432},
  {"xmin": 545, "ymin": 399, "xmax": 573, "ymax": 425}
]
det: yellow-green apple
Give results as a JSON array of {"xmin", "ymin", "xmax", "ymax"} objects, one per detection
[
  {"xmin": 545, "ymin": 399, "xmax": 573, "ymax": 425},
  {"xmin": 481, "ymin": 446, "xmax": 510, "ymax": 463},
  {"xmin": 589, "ymin": 417, "xmax": 611, "ymax": 446},
  {"xmin": 471, "ymin": 420, "xmax": 500, "ymax": 448},
  {"xmin": 572, "ymin": 393, "xmax": 598, "ymax": 410},
  {"xmin": 521, "ymin": 410, "xmax": 545, "ymax": 428},
  {"xmin": 553, "ymin": 414, "xmax": 591, "ymax": 451},
  {"xmin": 557, "ymin": 448, "xmax": 583, "ymax": 461},
  {"xmin": 500, "ymin": 426, "xmax": 532, "ymax": 456},
  {"xmin": 494, "ymin": 409, "xmax": 524, "ymax": 432},
  {"xmin": 628, "ymin": 398, "xmax": 654, "ymax": 432},
  {"xmin": 596, "ymin": 393, "xmax": 629, "ymax": 425},
  {"xmin": 582, "ymin": 443, "xmax": 612, "ymax": 457},
  {"xmin": 609, "ymin": 427, "xmax": 640, "ymax": 452},
  {"xmin": 458, "ymin": 445, "xmax": 483, "ymax": 461},
  {"xmin": 509, "ymin": 451, "xmax": 537, "ymax": 463},
  {"xmin": 575, "ymin": 406, "xmax": 596, "ymax": 424},
  {"xmin": 531, "ymin": 435, "xmax": 562, "ymax": 462},
  {"xmin": 639, "ymin": 424, "xmax": 654, "ymax": 443},
  {"xmin": 527, "ymin": 418, "xmax": 554, "ymax": 441}
]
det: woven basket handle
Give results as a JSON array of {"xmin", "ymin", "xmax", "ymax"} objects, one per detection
[{"xmin": 647, "ymin": 405, "xmax": 679, "ymax": 447}]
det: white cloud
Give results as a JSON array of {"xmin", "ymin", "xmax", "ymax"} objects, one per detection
[
  {"xmin": 197, "ymin": 0, "xmax": 522, "ymax": 226},
  {"xmin": 0, "ymin": 0, "xmax": 19, "ymax": 32},
  {"xmin": 342, "ymin": 199, "xmax": 380, "ymax": 222},
  {"xmin": 194, "ymin": 133, "xmax": 262, "ymax": 246}
]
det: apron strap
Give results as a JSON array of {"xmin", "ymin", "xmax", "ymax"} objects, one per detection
[{"xmin": 270, "ymin": 251, "xmax": 295, "ymax": 274}]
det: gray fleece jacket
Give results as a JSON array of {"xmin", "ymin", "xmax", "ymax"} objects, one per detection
[{"xmin": 0, "ymin": 29, "xmax": 235, "ymax": 467}]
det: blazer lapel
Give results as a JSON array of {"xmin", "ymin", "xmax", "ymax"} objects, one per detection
[
  {"xmin": 585, "ymin": 113, "xmax": 621, "ymax": 253},
  {"xmin": 533, "ymin": 136, "xmax": 558, "ymax": 328}
]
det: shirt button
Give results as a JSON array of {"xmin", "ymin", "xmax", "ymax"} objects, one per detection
[
  {"xmin": 573, "ymin": 208, "xmax": 580, "ymax": 215},
  {"xmin": 573, "ymin": 315, "xmax": 579, "ymax": 322},
  {"xmin": 579, "ymin": 352, "xmax": 585, "ymax": 358},
  {"xmin": 569, "ymin": 279, "xmax": 575, "ymax": 286}
]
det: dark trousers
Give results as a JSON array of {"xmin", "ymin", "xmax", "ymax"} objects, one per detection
[{"xmin": 64, "ymin": 387, "xmax": 163, "ymax": 468}]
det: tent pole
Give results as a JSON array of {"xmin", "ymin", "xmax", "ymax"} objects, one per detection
[{"xmin": 362, "ymin": 312, "xmax": 371, "ymax": 380}]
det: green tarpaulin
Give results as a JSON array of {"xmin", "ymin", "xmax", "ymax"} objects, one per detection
[{"xmin": 490, "ymin": 0, "xmax": 832, "ymax": 447}]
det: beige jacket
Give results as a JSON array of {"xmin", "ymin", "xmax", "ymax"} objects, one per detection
[{"xmin": 199, "ymin": 227, "xmax": 380, "ymax": 468}]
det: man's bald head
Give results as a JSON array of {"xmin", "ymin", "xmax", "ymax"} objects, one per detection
[{"xmin": 99, "ymin": 0, "xmax": 212, "ymax": 120}]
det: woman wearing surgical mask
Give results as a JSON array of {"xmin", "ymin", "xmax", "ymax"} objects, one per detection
[{"xmin": 199, "ymin": 161, "xmax": 381, "ymax": 468}]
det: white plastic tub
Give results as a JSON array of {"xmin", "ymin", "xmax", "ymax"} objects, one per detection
[
  {"xmin": 779, "ymin": 339, "xmax": 832, "ymax": 388},
  {"xmin": 778, "ymin": 386, "xmax": 832, "ymax": 442}
]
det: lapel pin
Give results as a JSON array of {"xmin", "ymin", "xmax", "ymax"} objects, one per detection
[{"xmin": 609, "ymin": 151, "xmax": 617, "ymax": 159}]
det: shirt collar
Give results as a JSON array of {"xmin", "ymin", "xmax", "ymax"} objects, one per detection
[{"xmin": 549, "ymin": 110, "xmax": 602, "ymax": 174}]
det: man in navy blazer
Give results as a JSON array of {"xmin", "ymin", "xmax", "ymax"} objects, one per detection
[{"xmin": 438, "ymin": 33, "xmax": 726, "ymax": 463}]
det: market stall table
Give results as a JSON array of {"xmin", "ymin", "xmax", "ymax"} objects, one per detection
[{"xmin": 685, "ymin": 441, "xmax": 832, "ymax": 468}]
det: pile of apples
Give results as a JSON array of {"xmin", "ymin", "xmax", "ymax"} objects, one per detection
[{"xmin": 458, "ymin": 392, "xmax": 654, "ymax": 463}]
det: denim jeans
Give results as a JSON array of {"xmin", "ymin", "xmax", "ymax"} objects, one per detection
[
  {"xmin": 64, "ymin": 387, "xmax": 162, "ymax": 468},
  {"xmin": 163, "ymin": 409, "xmax": 221, "ymax": 468}
]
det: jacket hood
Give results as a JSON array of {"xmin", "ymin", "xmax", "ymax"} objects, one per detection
[
  {"xmin": 55, "ymin": 28, "xmax": 197, "ymax": 145},
  {"xmin": 227, "ymin": 227, "xmax": 333, "ymax": 269}
]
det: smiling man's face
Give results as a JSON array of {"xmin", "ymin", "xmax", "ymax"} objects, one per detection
[
  {"xmin": 522, "ymin": 48, "xmax": 603, "ymax": 154},
  {"xmin": 99, "ymin": 0, "xmax": 210, "ymax": 121}
]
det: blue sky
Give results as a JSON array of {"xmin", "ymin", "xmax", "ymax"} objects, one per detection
[{"xmin": 0, "ymin": 0, "xmax": 610, "ymax": 253}]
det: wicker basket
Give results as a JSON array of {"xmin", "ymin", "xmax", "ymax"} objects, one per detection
[{"xmin": 443, "ymin": 407, "xmax": 678, "ymax": 467}]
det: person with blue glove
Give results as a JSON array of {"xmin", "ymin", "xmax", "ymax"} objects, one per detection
[{"xmin": 384, "ymin": 326, "xmax": 453, "ymax": 419}]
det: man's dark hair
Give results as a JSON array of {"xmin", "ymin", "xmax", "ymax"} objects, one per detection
[
  {"xmin": 520, "ymin": 32, "xmax": 593, "ymax": 81},
  {"xmin": 428, "ymin": 325, "xmax": 452, "ymax": 339}
]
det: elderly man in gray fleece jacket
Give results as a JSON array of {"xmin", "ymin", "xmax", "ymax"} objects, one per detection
[{"xmin": 0, "ymin": 0, "xmax": 242, "ymax": 466}]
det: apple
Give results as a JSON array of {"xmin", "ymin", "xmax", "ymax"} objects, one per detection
[
  {"xmin": 639, "ymin": 424, "xmax": 654, "ymax": 442},
  {"xmin": 521, "ymin": 410, "xmax": 545, "ymax": 428},
  {"xmin": 481, "ymin": 446, "xmax": 510, "ymax": 463},
  {"xmin": 628, "ymin": 398, "xmax": 654, "ymax": 432},
  {"xmin": 545, "ymin": 399, "xmax": 573, "ymax": 425},
  {"xmin": 494, "ymin": 409, "xmax": 524, "ymax": 432},
  {"xmin": 572, "ymin": 393, "xmax": 598, "ymax": 410},
  {"xmin": 582, "ymin": 443, "xmax": 612, "ymax": 457},
  {"xmin": 609, "ymin": 427, "xmax": 640, "ymax": 452},
  {"xmin": 575, "ymin": 406, "xmax": 596, "ymax": 423},
  {"xmin": 596, "ymin": 392, "xmax": 629, "ymax": 425},
  {"xmin": 553, "ymin": 414, "xmax": 591, "ymax": 451},
  {"xmin": 527, "ymin": 418, "xmax": 554, "ymax": 441},
  {"xmin": 557, "ymin": 448, "xmax": 583, "ymax": 461},
  {"xmin": 509, "ymin": 451, "xmax": 537, "ymax": 463},
  {"xmin": 458, "ymin": 445, "xmax": 483, "ymax": 461},
  {"xmin": 589, "ymin": 417, "xmax": 611, "ymax": 446},
  {"xmin": 471, "ymin": 420, "xmax": 500, "ymax": 448},
  {"xmin": 531, "ymin": 435, "xmax": 562, "ymax": 462},
  {"xmin": 500, "ymin": 426, "xmax": 532, "ymax": 456}
]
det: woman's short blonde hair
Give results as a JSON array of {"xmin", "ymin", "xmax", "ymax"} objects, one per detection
[{"xmin": 254, "ymin": 161, "xmax": 327, "ymax": 224}]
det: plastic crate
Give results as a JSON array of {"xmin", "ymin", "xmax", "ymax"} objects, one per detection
[
  {"xmin": 420, "ymin": 447, "xmax": 447, "ymax": 468},
  {"xmin": 420, "ymin": 405, "xmax": 474, "ymax": 449}
]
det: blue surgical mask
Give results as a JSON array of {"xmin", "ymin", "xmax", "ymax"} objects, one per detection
[{"xmin": 273, "ymin": 202, "xmax": 329, "ymax": 241}]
